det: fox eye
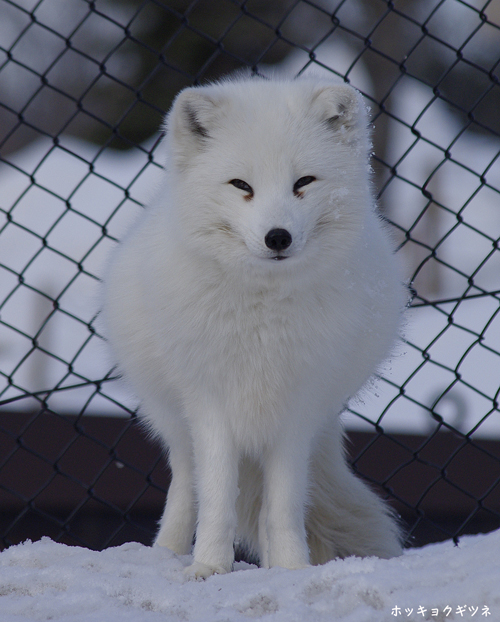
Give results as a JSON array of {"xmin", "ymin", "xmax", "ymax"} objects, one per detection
[
  {"xmin": 229, "ymin": 179, "xmax": 253, "ymax": 195},
  {"xmin": 293, "ymin": 176, "xmax": 316, "ymax": 195}
]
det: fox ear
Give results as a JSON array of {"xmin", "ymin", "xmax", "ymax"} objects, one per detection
[
  {"xmin": 311, "ymin": 84, "xmax": 364, "ymax": 134},
  {"xmin": 164, "ymin": 87, "xmax": 223, "ymax": 165}
]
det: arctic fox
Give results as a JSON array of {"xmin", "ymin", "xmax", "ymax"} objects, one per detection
[{"xmin": 104, "ymin": 76, "xmax": 406, "ymax": 578}]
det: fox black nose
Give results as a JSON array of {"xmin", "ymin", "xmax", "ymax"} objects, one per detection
[{"xmin": 265, "ymin": 228, "xmax": 292, "ymax": 251}]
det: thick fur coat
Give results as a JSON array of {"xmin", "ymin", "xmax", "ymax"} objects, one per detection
[{"xmin": 104, "ymin": 76, "xmax": 406, "ymax": 578}]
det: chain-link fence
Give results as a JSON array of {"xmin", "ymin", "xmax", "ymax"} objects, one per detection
[{"xmin": 1, "ymin": 0, "xmax": 499, "ymax": 553}]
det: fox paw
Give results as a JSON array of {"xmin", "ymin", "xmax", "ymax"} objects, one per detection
[{"xmin": 184, "ymin": 561, "xmax": 230, "ymax": 580}]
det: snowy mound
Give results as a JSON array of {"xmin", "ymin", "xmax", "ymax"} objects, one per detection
[{"xmin": 1, "ymin": 530, "xmax": 499, "ymax": 621}]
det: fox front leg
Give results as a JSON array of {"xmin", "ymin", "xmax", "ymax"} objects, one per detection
[{"xmin": 184, "ymin": 414, "xmax": 239, "ymax": 579}]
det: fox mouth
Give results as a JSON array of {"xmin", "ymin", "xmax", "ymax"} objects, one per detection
[{"xmin": 272, "ymin": 255, "xmax": 288, "ymax": 261}]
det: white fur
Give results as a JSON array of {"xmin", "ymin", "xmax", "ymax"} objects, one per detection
[{"xmin": 104, "ymin": 76, "xmax": 406, "ymax": 578}]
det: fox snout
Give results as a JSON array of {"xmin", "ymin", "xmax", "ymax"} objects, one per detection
[
  {"xmin": 265, "ymin": 228, "xmax": 292, "ymax": 251},
  {"xmin": 264, "ymin": 228, "xmax": 292, "ymax": 261}
]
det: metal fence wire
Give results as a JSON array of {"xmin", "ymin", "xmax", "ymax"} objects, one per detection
[{"xmin": 1, "ymin": 0, "xmax": 500, "ymax": 553}]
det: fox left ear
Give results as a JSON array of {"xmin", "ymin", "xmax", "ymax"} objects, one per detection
[
  {"xmin": 311, "ymin": 84, "xmax": 364, "ymax": 133},
  {"xmin": 163, "ymin": 86, "xmax": 225, "ymax": 167}
]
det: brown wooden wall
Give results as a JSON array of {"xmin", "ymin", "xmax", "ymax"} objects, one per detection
[{"xmin": 1, "ymin": 412, "xmax": 499, "ymax": 551}]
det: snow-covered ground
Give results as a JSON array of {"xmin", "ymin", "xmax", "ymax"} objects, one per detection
[{"xmin": 1, "ymin": 530, "xmax": 499, "ymax": 621}]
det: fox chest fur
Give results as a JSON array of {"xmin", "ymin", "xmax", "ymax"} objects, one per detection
[{"xmin": 107, "ymin": 205, "xmax": 397, "ymax": 453}]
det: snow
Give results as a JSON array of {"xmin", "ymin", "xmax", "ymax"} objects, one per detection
[{"xmin": 0, "ymin": 529, "xmax": 499, "ymax": 622}]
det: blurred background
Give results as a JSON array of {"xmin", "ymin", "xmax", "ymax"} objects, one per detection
[{"xmin": 1, "ymin": 0, "xmax": 499, "ymax": 552}]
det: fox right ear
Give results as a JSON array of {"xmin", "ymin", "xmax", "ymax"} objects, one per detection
[
  {"xmin": 311, "ymin": 84, "xmax": 365, "ymax": 136},
  {"xmin": 164, "ymin": 87, "xmax": 223, "ymax": 166}
]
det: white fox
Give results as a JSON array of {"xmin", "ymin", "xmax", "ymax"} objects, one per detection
[{"xmin": 104, "ymin": 75, "xmax": 406, "ymax": 578}]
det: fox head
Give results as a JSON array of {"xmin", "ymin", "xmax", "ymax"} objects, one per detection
[{"xmin": 161, "ymin": 77, "xmax": 374, "ymax": 274}]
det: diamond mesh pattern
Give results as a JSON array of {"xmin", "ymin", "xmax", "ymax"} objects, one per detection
[{"xmin": 1, "ymin": 0, "xmax": 499, "ymax": 550}]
